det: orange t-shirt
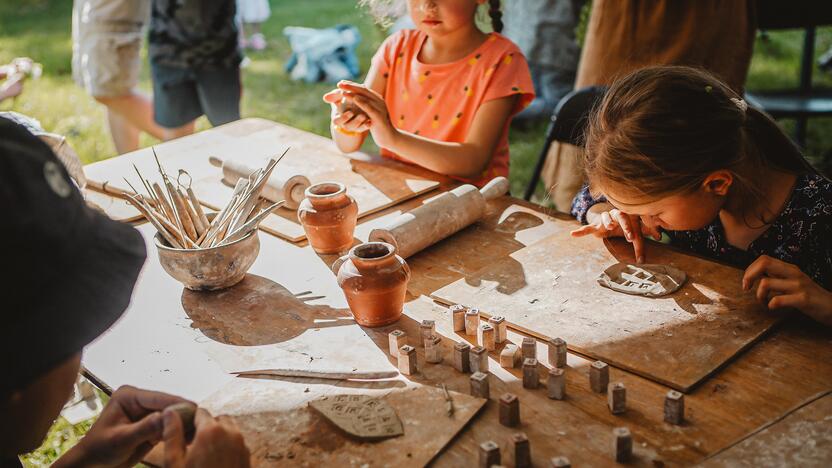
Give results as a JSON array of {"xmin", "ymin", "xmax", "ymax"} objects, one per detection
[{"xmin": 371, "ymin": 30, "xmax": 535, "ymax": 186}]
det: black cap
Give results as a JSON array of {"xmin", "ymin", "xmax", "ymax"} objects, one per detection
[{"xmin": 0, "ymin": 116, "xmax": 146, "ymax": 394}]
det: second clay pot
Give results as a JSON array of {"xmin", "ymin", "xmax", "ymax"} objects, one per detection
[
  {"xmin": 332, "ymin": 242, "xmax": 411, "ymax": 327},
  {"xmin": 298, "ymin": 182, "xmax": 358, "ymax": 254}
]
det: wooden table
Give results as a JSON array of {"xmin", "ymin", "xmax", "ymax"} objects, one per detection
[{"xmin": 82, "ymin": 119, "xmax": 832, "ymax": 467}]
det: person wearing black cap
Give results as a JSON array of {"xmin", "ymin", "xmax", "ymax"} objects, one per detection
[{"xmin": 0, "ymin": 117, "xmax": 250, "ymax": 467}]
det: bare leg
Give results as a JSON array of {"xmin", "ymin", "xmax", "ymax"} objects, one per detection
[
  {"xmin": 160, "ymin": 120, "xmax": 196, "ymax": 141},
  {"xmin": 106, "ymin": 108, "xmax": 140, "ymax": 154},
  {"xmin": 95, "ymin": 91, "xmax": 167, "ymax": 141}
]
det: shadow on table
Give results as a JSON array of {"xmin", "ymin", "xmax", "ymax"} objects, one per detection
[{"xmin": 182, "ymin": 274, "xmax": 354, "ymax": 346}]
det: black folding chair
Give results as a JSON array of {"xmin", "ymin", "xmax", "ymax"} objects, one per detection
[
  {"xmin": 746, "ymin": 1, "xmax": 832, "ymax": 148},
  {"xmin": 523, "ymin": 86, "xmax": 605, "ymax": 201}
]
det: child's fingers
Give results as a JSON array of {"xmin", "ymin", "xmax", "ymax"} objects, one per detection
[
  {"xmin": 755, "ymin": 278, "xmax": 799, "ymax": 305},
  {"xmin": 742, "ymin": 255, "xmax": 797, "ymax": 290},
  {"xmin": 333, "ymin": 111, "xmax": 355, "ymax": 127},
  {"xmin": 767, "ymin": 292, "xmax": 807, "ymax": 310},
  {"xmin": 630, "ymin": 229, "xmax": 645, "ymax": 264},
  {"xmin": 346, "ymin": 113, "xmax": 369, "ymax": 129},
  {"xmin": 570, "ymin": 224, "xmax": 599, "ymax": 237},
  {"xmin": 322, "ymin": 90, "xmax": 343, "ymax": 103},
  {"xmin": 600, "ymin": 211, "xmax": 614, "ymax": 230},
  {"xmin": 610, "ymin": 210, "xmax": 633, "ymax": 241},
  {"xmin": 352, "ymin": 96, "xmax": 385, "ymax": 122}
]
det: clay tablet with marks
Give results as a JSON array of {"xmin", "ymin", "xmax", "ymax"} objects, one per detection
[
  {"xmin": 598, "ymin": 263, "xmax": 687, "ymax": 297},
  {"xmin": 309, "ymin": 394, "xmax": 404, "ymax": 441}
]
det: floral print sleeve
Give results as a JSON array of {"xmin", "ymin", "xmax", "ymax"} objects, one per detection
[{"xmin": 570, "ymin": 184, "xmax": 607, "ymax": 224}]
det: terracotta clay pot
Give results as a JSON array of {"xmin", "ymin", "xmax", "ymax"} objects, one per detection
[
  {"xmin": 297, "ymin": 182, "xmax": 358, "ymax": 254},
  {"xmin": 332, "ymin": 242, "xmax": 411, "ymax": 327}
]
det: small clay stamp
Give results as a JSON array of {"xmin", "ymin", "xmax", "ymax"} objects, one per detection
[
  {"xmin": 489, "ymin": 316, "xmax": 507, "ymax": 343},
  {"xmin": 419, "ymin": 319, "xmax": 435, "ymax": 341},
  {"xmin": 664, "ymin": 390, "xmax": 685, "ymax": 425},
  {"xmin": 481, "ymin": 323, "xmax": 496, "ymax": 351},
  {"xmin": 548, "ymin": 337, "xmax": 567, "ymax": 368},
  {"xmin": 451, "ymin": 304, "xmax": 466, "ymax": 332},
  {"xmin": 499, "ymin": 393, "xmax": 520, "ymax": 427},
  {"xmin": 512, "ymin": 432, "xmax": 531, "ymax": 468},
  {"xmin": 522, "ymin": 358, "xmax": 539, "ymax": 389},
  {"xmin": 479, "ymin": 440, "xmax": 501, "ymax": 468},
  {"xmin": 465, "ymin": 308, "xmax": 480, "ymax": 336},
  {"xmin": 521, "ymin": 337, "xmax": 536, "ymax": 360},
  {"xmin": 470, "ymin": 371, "xmax": 490, "ymax": 399},
  {"xmin": 398, "ymin": 345, "xmax": 417, "ymax": 375},
  {"xmin": 500, "ymin": 344, "xmax": 521, "ymax": 368},
  {"xmin": 470, "ymin": 345, "xmax": 489, "ymax": 374},
  {"xmin": 424, "ymin": 335, "xmax": 443, "ymax": 363},
  {"xmin": 547, "ymin": 367, "xmax": 566, "ymax": 400},
  {"xmin": 550, "ymin": 456, "xmax": 571, "ymax": 467},
  {"xmin": 388, "ymin": 330, "xmax": 406, "ymax": 356},
  {"xmin": 590, "ymin": 360, "xmax": 609, "ymax": 393},
  {"xmin": 613, "ymin": 427, "xmax": 632, "ymax": 463},
  {"xmin": 453, "ymin": 342, "xmax": 471, "ymax": 373},
  {"xmin": 607, "ymin": 382, "xmax": 626, "ymax": 414}
]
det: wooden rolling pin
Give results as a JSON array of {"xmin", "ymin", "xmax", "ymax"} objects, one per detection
[
  {"xmin": 209, "ymin": 156, "xmax": 310, "ymax": 210},
  {"xmin": 369, "ymin": 176, "xmax": 510, "ymax": 259}
]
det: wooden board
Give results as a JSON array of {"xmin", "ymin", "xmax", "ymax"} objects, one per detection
[
  {"xmin": 200, "ymin": 383, "xmax": 485, "ymax": 467},
  {"xmin": 700, "ymin": 391, "xmax": 832, "ymax": 467},
  {"xmin": 82, "ymin": 119, "xmax": 441, "ymax": 242},
  {"xmin": 431, "ymin": 229, "xmax": 784, "ymax": 392}
]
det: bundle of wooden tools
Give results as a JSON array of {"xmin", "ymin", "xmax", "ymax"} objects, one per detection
[{"xmin": 122, "ymin": 149, "xmax": 287, "ymax": 249}]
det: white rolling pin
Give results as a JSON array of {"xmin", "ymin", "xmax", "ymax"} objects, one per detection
[
  {"xmin": 369, "ymin": 176, "xmax": 510, "ymax": 259},
  {"xmin": 209, "ymin": 156, "xmax": 310, "ymax": 210}
]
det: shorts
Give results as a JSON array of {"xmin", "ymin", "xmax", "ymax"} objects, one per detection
[
  {"xmin": 71, "ymin": 0, "xmax": 149, "ymax": 97},
  {"xmin": 151, "ymin": 64, "xmax": 241, "ymax": 128}
]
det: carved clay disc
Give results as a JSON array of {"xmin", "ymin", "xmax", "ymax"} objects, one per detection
[
  {"xmin": 308, "ymin": 394, "xmax": 404, "ymax": 441},
  {"xmin": 597, "ymin": 263, "xmax": 687, "ymax": 298}
]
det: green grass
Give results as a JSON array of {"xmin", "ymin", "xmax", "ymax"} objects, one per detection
[{"xmin": 2, "ymin": 1, "xmax": 831, "ymax": 464}]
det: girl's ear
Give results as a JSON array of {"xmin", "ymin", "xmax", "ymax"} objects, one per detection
[{"xmin": 702, "ymin": 170, "xmax": 733, "ymax": 196}]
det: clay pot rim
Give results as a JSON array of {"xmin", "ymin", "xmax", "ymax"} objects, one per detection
[
  {"xmin": 305, "ymin": 181, "xmax": 346, "ymax": 199},
  {"xmin": 349, "ymin": 241, "xmax": 396, "ymax": 262}
]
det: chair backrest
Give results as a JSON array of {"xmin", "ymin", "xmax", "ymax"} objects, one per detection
[
  {"xmin": 551, "ymin": 86, "xmax": 606, "ymax": 147},
  {"xmin": 757, "ymin": 0, "xmax": 832, "ymax": 29}
]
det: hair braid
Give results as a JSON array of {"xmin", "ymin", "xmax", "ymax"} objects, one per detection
[{"xmin": 488, "ymin": 0, "xmax": 503, "ymax": 33}]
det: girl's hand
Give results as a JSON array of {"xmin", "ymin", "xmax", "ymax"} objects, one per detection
[
  {"xmin": 570, "ymin": 203, "xmax": 661, "ymax": 264},
  {"xmin": 323, "ymin": 89, "xmax": 371, "ymax": 134},
  {"xmin": 337, "ymin": 80, "xmax": 399, "ymax": 148},
  {"xmin": 742, "ymin": 255, "xmax": 832, "ymax": 325}
]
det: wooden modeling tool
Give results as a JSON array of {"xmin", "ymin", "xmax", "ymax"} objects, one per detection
[
  {"xmin": 232, "ymin": 369, "xmax": 399, "ymax": 380},
  {"xmin": 369, "ymin": 176, "xmax": 510, "ymax": 258}
]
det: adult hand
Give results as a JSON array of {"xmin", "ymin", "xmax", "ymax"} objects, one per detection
[
  {"xmin": 163, "ymin": 407, "xmax": 250, "ymax": 468},
  {"xmin": 0, "ymin": 73, "xmax": 24, "ymax": 101},
  {"xmin": 323, "ymin": 88, "xmax": 371, "ymax": 134},
  {"xmin": 570, "ymin": 203, "xmax": 661, "ymax": 264},
  {"xmin": 55, "ymin": 385, "xmax": 190, "ymax": 468},
  {"xmin": 336, "ymin": 80, "xmax": 399, "ymax": 148},
  {"xmin": 743, "ymin": 255, "xmax": 832, "ymax": 326}
]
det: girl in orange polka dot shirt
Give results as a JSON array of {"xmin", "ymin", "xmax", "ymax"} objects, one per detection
[{"xmin": 323, "ymin": 0, "xmax": 534, "ymax": 187}]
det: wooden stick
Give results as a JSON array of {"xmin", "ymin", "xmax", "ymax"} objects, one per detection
[
  {"xmin": 179, "ymin": 188, "xmax": 206, "ymax": 236},
  {"xmin": 167, "ymin": 181, "xmax": 197, "ymax": 240},
  {"xmin": 125, "ymin": 195, "xmax": 182, "ymax": 248},
  {"xmin": 152, "ymin": 182, "xmax": 175, "ymax": 223},
  {"xmin": 231, "ymin": 369, "xmax": 399, "ymax": 380},
  {"xmin": 219, "ymin": 201, "xmax": 283, "ymax": 245},
  {"xmin": 186, "ymin": 186, "xmax": 210, "ymax": 230}
]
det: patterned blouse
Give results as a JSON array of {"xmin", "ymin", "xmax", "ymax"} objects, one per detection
[{"xmin": 571, "ymin": 174, "xmax": 832, "ymax": 288}]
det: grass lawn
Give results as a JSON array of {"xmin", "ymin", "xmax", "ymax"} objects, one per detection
[{"xmin": 2, "ymin": 1, "xmax": 831, "ymax": 465}]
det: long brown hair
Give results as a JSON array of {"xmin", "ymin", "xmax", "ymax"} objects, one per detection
[{"xmin": 584, "ymin": 66, "xmax": 817, "ymax": 224}]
